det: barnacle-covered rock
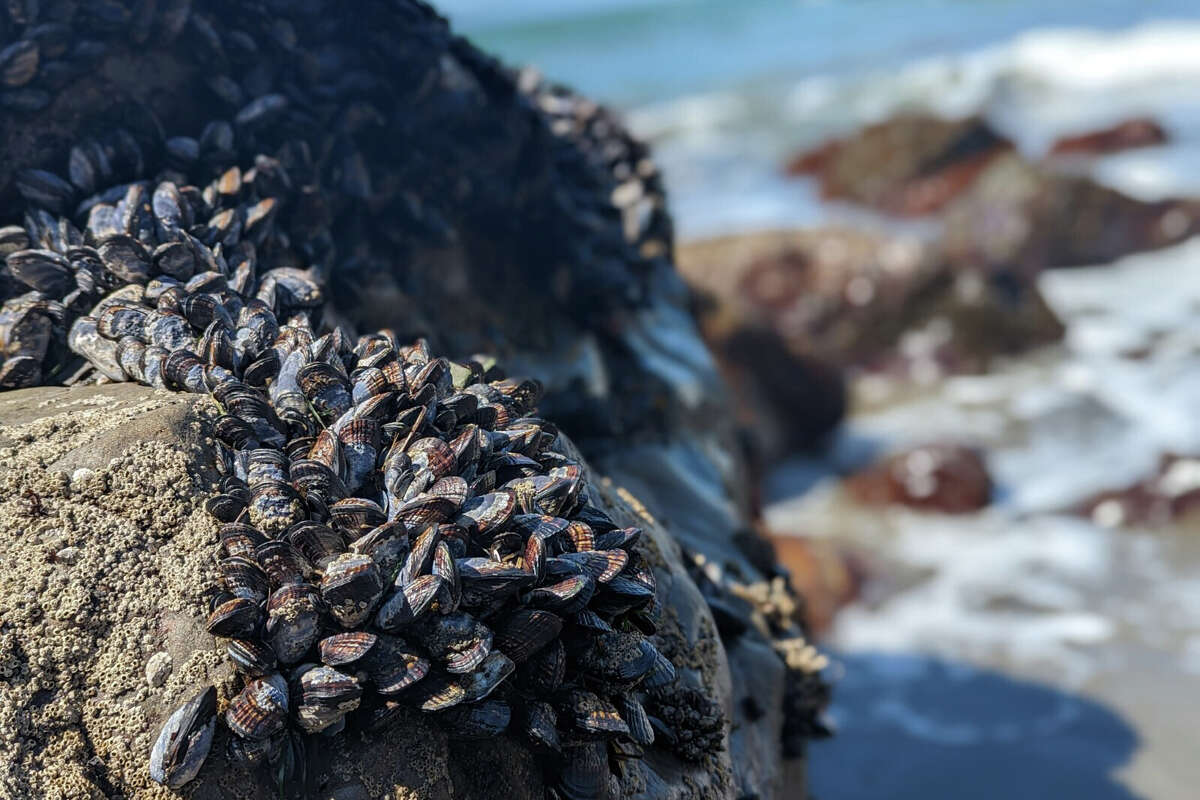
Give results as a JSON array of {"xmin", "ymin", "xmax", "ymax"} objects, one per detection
[{"xmin": 0, "ymin": 383, "xmax": 738, "ymax": 799}]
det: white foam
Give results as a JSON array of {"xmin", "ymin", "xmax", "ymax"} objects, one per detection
[
  {"xmin": 632, "ymin": 20, "xmax": 1200, "ymax": 236},
  {"xmin": 828, "ymin": 514, "xmax": 1114, "ymax": 682}
]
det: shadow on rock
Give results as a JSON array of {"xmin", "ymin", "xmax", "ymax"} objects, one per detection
[{"xmin": 808, "ymin": 652, "xmax": 1139, "ymax": 800}]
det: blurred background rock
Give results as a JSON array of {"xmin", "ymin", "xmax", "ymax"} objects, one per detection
[{"xmin": 441, "ymin": 1, "xmax": 1200, "ymax": 798}]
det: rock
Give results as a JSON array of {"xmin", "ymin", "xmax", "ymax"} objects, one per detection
[
  {"xmin": 768, "ymin": 535, "xmax": 862, "ymax": 634},
  {"xmin": 1073, "ymin": 453, "xmax": 1200, "ymax": 529},
  {"xmin": 52, "ymin": 545, "xmax": 80, "ymax": 565},
  {"xmin": 844, "ymin": 443, "xmax": 992, "ymax": 513},
  {"xmin": 786, "ymin": 113, "xmax": 1192, "ymax": 275},
  {"xmin": 1049, "ymin": 117, "xmax": 1168, "ymax": 156},
  {"xmin": 942, "ymin": 153, "xmax": 1200, "ymax": 275},
  {"xmin": 783, "ymin": 115, "xmax": 1013, "ymax": 215},
  {"xmin": 677, "ymin": 229, "xmax": 1063, "ymax": 457},
  {"xmin": 0, "ymin": 384, "xmax": 735, "ymax": 799},
  {"xmin": 145, "ymin": 652, "xmax": 172, "ymax": 688},
  {"xmin": 0, "ymin": 2, "xmax": 826, "ymax": 797}
]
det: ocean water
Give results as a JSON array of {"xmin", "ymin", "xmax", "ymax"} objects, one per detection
[{"xmin": 441, "ymin": 0, "xmax": 1200, "ymax": 237}]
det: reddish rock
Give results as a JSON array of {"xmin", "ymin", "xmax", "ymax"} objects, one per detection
[
  {"xmin": 1049, "ymin": 117, "xmax": 1168, "ymax": 157},
  {"xmin": 678, "ymin": 229, "xmax": 1063, "ymax": 459},
  {"xmin": 784, "ymin": 139, "xmax": 842, "ymax": 177},
  {"xmin": 1074, "ymin": 454, "xmax": 1200, "ymax": 528},
  {"xmin": 942, "ymin": 153, "xmax": 1200, "ymax": 275},
  {"xmin": 770, "ymin": 535, "xmax": 863, "ymax": 634},
  {"xmin": 783, "ymin": 115, "xmax": 1014, "ymax": 216},
  {"xmin": 844, "ymin": 443, "xmax": 992, "ymax": 513}
]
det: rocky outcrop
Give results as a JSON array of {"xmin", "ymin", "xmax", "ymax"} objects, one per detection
[
  {"xmin": 941, "ymin": 153, "xmax": 1200, "ymax": 275},
  {"xmin": 785, "ymin": 115, "xmax": 1199, "ymax": 276},
  {"xmin": 677, "ymin": 229, "xmax": 1063, "ymax": 458},
  {"xmin": 0, "ymin": 385, "xmax": 737, "ymax": 799},
  {"xmin": 0, "ymin": 1, "xmax": 825, "ymax": 798},
  {"xmin": 784, "ymin": 115, "xmax": 1013, "ymax": 216},
  {"xmin": 844, "ymin": 443, "xmax": 992, "ymax": 513},
  {"xmin": 1049, "ymin": 117, "xmax": 1168, "ymax": 157}
]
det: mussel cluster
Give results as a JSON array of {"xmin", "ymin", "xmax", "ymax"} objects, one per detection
[
  {"xmin": 0, "ymin": 116, "xmax": 330, "ymax": 387},
  {"xmin": 0, "ymin": 1, "xmax": 739, "ymax": 796},
  {"xmin": 0, "ymin": 134, "xmax": 686, "ymax": 798},
  {"xmin": 188, "ymin": 318, "xmax": 676, "ymax": 795}
]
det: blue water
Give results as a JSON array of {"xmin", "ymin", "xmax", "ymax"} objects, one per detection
[
  {"xmin": 439, "ymin": 1, "xmax": 1200, "ymax": 238},
  {"xmin": 440, "ymin": 0, "xmax": 1200, "ymax": 107}
]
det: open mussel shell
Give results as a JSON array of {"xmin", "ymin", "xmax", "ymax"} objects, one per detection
[{"xmin": 149, "ymin": 686, "xmax": 217, "ymax": 789}]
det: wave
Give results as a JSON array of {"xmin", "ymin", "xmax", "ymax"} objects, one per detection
[{"xmin": 628, "ymin": 20, "xmax": 1200, "ymax": 235}]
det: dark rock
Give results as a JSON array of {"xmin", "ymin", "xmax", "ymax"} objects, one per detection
[
  {"xmin": 942, "ymin": 153, "xmax": 1200, "ymax": 275},
  {"xmin": 0, "ymin": 1, "xmax": 826, "ymax": 797},
  {"xmin": 784, "ymin": 115, "xmax": 1013, "ymax": 216},
  {"xmin": 844, "ymin": 443, "xmax": 992, "ymax": 513},
  {"xmin": 1049, "ymin": 117, "xmax": 1168, "ymax": 157},
  {"xmin": 677, "ymin": 229, "xmax": 1063, "ymax": 459}
]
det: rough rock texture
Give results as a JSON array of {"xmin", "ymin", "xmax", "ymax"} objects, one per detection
[
  {"xmin": 0, "ymin": 1, "xmax": 826, "ymax": 797},
  {"xmin": 0, "ymin": 384, "xmax": 745, "ymax": 799}
]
